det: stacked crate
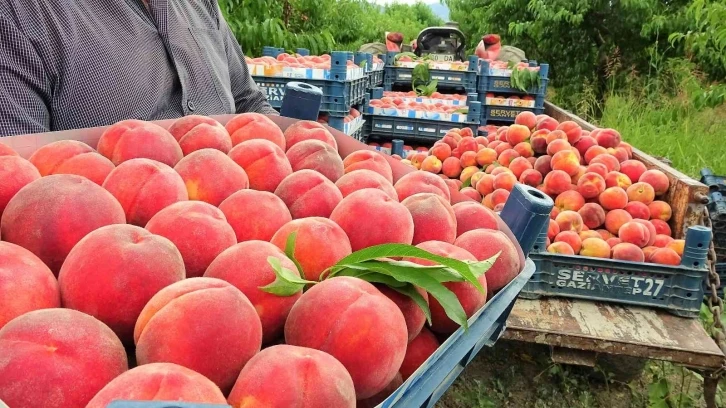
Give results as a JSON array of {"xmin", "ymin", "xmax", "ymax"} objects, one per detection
[{"xmin": 477, "ymin": 60, "xmax": 549, "ymax": 125}]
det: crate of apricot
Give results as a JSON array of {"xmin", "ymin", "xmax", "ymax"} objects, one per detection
[
  {"xmin": 399, "ymin": 111, "xmax": 712, "ymax": 317},
  {"xmin": 0, "ymin": 113, "xmax": 543, "ymax": 408}
]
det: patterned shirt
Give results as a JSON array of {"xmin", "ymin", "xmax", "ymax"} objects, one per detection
[{"xmin": 0, "ymin": 0, "xmax": 277, "ymax": 137}]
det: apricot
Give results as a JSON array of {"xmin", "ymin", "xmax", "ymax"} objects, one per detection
[
  {"xmin": 442, "ymin": 156, "xmax": 463, "ymax": 178},
  {"xmin": 599, "ymin": 187, "xmax": 628, "ymax": 210},
  {"xmin": 1, "ymin": 174, "xmax": 126, "ymax": 274},
  {"xmin": 546, "ymin": 139, "xmax": 571, "ymax": 156},
  {"xmin": 168, "ymin": 115, "xmax": 232, "ymax": 155},
  {"xmin": 515, "ymin": 111, "xmax": 537, "ymax": 129},
  {"xmin": 145, "ymin": 201, "xmax": 236, "ymax": 277},
  {"xmin": 640, "ymin": 169, "xmax": 670, "ymax": 196},
  {"xmin": 578, "ymin": 203, "xmax": 606, "ymax": 229},
  {"xmin": 593, "ymin": 128, "xmax": 622, "ymax": 148},
  {"xmin": 556, "ymin": 121, "xmax": 582, "ymax": 144},
  {"xmin": 98, "ymin": 119, "xmax": 183, "ymax": 166},
  {"xmin": 219, "ymin": 190, "xmax": 291, "ymax": 242},
  {"xmin": 103, "ymin": 158, "xmax": 188, "ymax": 226},
  {"xmin": 534, "ymin": 155, "xmax": 553, "ymax": 176},
  {"xmin": 667, "ymin": 240, "xmax": 685, "ymax": 257},
  {"xmin": 284, "ymin": 120, "xmax": 337, "ymax": 150},
  {"xmin": 555, "ymin": 190, "xmax": 586, "ymax": 212},
  {"xmin": 544, "ymin": 170, "xmax": 572, "ymax": 195},
  {"xmin": 605, "ymin": 171, "xmax": 633, "ymax": 189},
  {"xmin": 651, "ymin": 219, "xmax": 672, "ymax": 236},
  {"xmin": 586, "ymin": 163, "xmax": 609, "ymax": 177},
  {"xmin": 611, "ymin": 243, "xmax": 645, "ymax": 262},
  {"xmin": 577, "ymin": 172, "xmax": 606, "ymax": 199},
  {"xmin": 58, "ymin": 225, "xmax": 185, "ymax": 344},
  {"xmin": 175, "ymin": 148, "xmax": 249, "ymax": 206},
  {"xmin": 343, "ymin": 150, "xmax": 394, "ymax": 183},
  {"xmin": 0, "ymin": 242, "xmax": 60, "ymax": 329},
  {"xmin": 620, "ymin": 160, "xmax": 647, "ymax": 185},
  {"xmin": 395, "ymin": 170, "xmax": 451, "ymax": 202},
  {"xmin": 87, "ymin": 363, "xmax": 226, "ymax": 408},
  {"xmin": 28, "ymin": 140, "xmax": 114, "ymax": 185},
  {"xmin": 285, "ymin": 277, "xmax": 408, "ymax": 399},
  {"xmin": 649, "ymin": 200, "xmax": 672, "ymax": 221},
  {"xmin": 0, "ymin": 308, "xmax": 128, "ymax": 408},
  {"xmin": 399, "ymin": 328, "xmax": 440, "ymax": 381},
  {"xmin": 134, "ymin": 278, "xmax": 261, "ymax": 393},
  {"xmin": 624, "ymin": 201, "xmax": 651, "ymax": 220},
  {"xmin": 651, "ymin": 248, "xmax": 681, "ymax": 265},
  {"xmin": 335, "ymin": 169, "xmax": 398, "ymax": 201},
  {"xmin": 228, "ymin": 139, "xmax": 293, "ymax": 192},
  {"xmin": 0, "ymin": 156, "xmax": 41, "ymax": 217},
  {"xmin": 548, "ymin": 241, "xmax": 575, "ymax": 255},
  {"xmin": 476, "ymin": 174, "xmax": 496, "ymax": 196},
  {"xmin": 580, "ymin": 237, "xmax": 611, "ymax": 258},
  {"xmin": 275, "ymin": 170, "xmax": 343, "ymax": 219},
  {"xmin": 627, "ymin": 182, "xmax": 655, "ymax": 205},
  {"xmin": 455, "ymin": 228, "xmax": 520, "ymax": 292},
  {"xmin": 619, "ymin": 221, "xmax": 651, "ymax": 248},
  {"xmin": 226, "ymin": 112, "xmax": 286, "ymax": 150}
]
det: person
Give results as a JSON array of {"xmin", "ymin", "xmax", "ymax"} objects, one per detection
[
  {"xmin": 0, "ymin": 0, "xmax": 277, "ymax": 137},
  {"xmin": 475, "ymin": 34, "xmax": 526, "ymax": 63}
]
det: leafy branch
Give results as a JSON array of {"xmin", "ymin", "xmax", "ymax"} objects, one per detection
[{"xmin": 508, "ymin": 61, "xmax": 541, "ymax": 93}]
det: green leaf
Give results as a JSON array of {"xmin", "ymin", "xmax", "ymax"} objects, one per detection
[
  {"xmin": 284, "ymin": 231, "xmax": 305, "ymax": 279},
  {"xmin": 469, "ymin": 253, "xmax": 500, "ymax": 279},
  {"xmin": 461, "ymin": 176, "xmax": 472, "ymax": 188},
  {"xmin": 391, "ymin": 284, "xmax": 432, "ymax": 325},
  {"xmin": 259, "ymin": 256, "xmax": 316, "ymax": 296}
]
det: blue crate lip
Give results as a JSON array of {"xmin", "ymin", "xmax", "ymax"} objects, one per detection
[
  {"xmin": 254, "ymin": 76, "xmax": 367, "ymax": 114},
  {"xmin": 343, "ymin": 117, "xmax": 365, "ymax": 136},
  {"xmin": 390, "ymin": 60, "xmax": 472, "ymax": 71},
  {"xmin": 248, "ymin": 64, "xmax": 366, "ymax": 81},
  {"xmin": 482, "ymin": 105, "xmax": 544, "ymax": 123},
  {"xmin": 367, "ymin": 106, "xmax": 470, "ymax": 123},
  {"xmin": 382, "ymin": 96, "xmax": 468, "ymax": 106},
  {"xmin": 368, "ymin": 117, "xmax": 478, "ymax": 141},
  {"xmin": 484, "ymin": 96, "xmax": 538, "ymax": 108}
]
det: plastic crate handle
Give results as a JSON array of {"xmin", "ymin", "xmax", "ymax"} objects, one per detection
[
  {"xmin": 499, "ymin": 184, "xmax": 554, "ymax": 258},
  {"xmin": 279, "ymin": 82, "xmax": 323, "ymax": 121}
]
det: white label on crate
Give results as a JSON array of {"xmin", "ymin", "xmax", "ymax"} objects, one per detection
[
  {"xmin": 398, "ymin": 74, "xmax": 412, "ymax": 80},
  {"xmin": 259, "ymin": 83, "xmax": 285, "ymax": 103},
  {"xmin": 418, "ymin": 127, "xmax": 436, "ymax": 133},
  {"xmin": 375, "ymin": 124, "xmax": 393, "ymax": 129},
  {"xmin": 396, "ymin": 125, "xmax": 414, "ymax": 131},
  {"xmin": 554, "ymin": 270, "xmax": 666, "ymax": 297}
]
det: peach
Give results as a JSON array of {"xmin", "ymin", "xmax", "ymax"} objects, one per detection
[
  {"xmin": 498, "ymin": 149, "xmax": 520, "ymax": 167},
  {"xmin": 571, "ymin": 165, "xmax": 587, "ymax": 184},
  {"xmin": 470, "ymin": 172, "xmax": 486, "ymax": 188},
  {"xmin": 0, "ymin": 242, "xmax": 60, "ymax": 329},
  {"xmin": 460, "ymin": 151, "xmax": 477, "ymax": 168},
  {"xmin": 584, "ymin": 146, "xmax": 607, "ymax": 164},
  {"xmin": 488, "ymin": 140, "xmax": 502, "ymax": 150},
  {"xmin": 590, "ymin": 154, "xmax": 620, "ymax": 174},
  {"xmin": 103, "ymin": 158, "xmax": 188, "ymax": 226},
  {"xmin": 633, "ymin": 219, "xmax": 657, "ymax": 246},
  {"xmin": 546, "ymin": 139, "xmax": 571, "ymax": 156},
  {"xmin": 175, "ymin": 148, "xmax": 249, "ymax": 206},
  {"xmin": 87, "ymin": 363, "xmax": 226, "ymax": 408},
  {"xmin": 651, "ymin": 219, "xmax": 672, "ymax": 236},
  {"xmin": 619, "ymin": 222, "xmax": 650, "ymax": 248},
  {"xmin": 605, "ymin": 171, "xmax": 633, "ymax": 189},
  {"xmin": 395, "ymin": 170, "xmax": 451, "ymax": 202},
  {"xmin": 28, "ymin": 140, "xmax": 115, "ymax": 185},
  {"xmin": 537, "ymin": 116, "xmax": 559, "ymax": 131},
  {"xmin": 654, "ymin": 234, "xmax": 675, "ymax": 248},
  {"xmin": 58, "ymin": 225, "xmax": 184, "ymax": 344},
  {"xmin": 0, "ymin": 308, "xmax": 127, "ymax": 408},
  {"xmin": 580, "ymin": 237, "xmax": 611, "ymax": 258},
  {"xmin": 145, "ymin": 201, "xmax": 236, "ymax": 277},
  {"xmin": 605, "ymin": 209, "xmax": 633, "ymax": 235},
  {"xmin": 343, "ymin": 150, "xmax": 393, "ymax": 183},
  {"xmin": 335, "ymin": 169, "xmax": 397, "ymax": 200},
  {"xmin": 460, "ymin": 187, "xmax": 482, "ymax": 201},
  {"xmin": 98, "ymin": 119, "xmax": 183, "ymax": 166},
  {"xmin": 599, "ymin": 187, "xmax": 628, "ymax": 210},
  {"xmin": 491, "ymin": 166, "xmax": 512, "ymax": 176},
  {"xmin": 410, "ymin": 152, "xmax": 427, "ymax": 169},
  {"xmin": 577, "ymin": 172, "xmax": 606, "ymax": 199},
  {"xmin": 226, "ymin": 112, "xmax": 286, "ymax": 150},
  {"xmin": 624, "ymin": 201, "xmax": 651, "ymax": 220},
  {"xmin": 286, "ymin": 140, "xmax": 344, "ymax": 182},
  {"xmin": 527, "ymin": 156, "xmax": 538, "ymax": 166},
  {"xmin": 455, "ymin": 228, "xmax": 521, "ymax": 292},
  {"xmin": 168, "ymin": 115, "xmax": 232, "ymax": 155},
  {"xmin": 640, "ymin": 169, "xmax": 669, "ymax": 195},
  {"xmin": 460, "ymin": 128, "xmax": 474, "ymax": 138},
  {"xmin": 453, "ymin": 202, "xmax": 498, "ymax": 237},
  {"xmin": 555, "ymin": 190, "xmax": 586, "ymax": 212},
  {"xmin": 402, "ymin": 193, "xmax": 457, "ymax": 245},
  {"xmin": 494, "ymin": 171, "xmax": 517, "ymax": 191},
  {"xmin": 204, "ymin": 241, "xmax": 302, "ymax": 344},
  {"xmin": 586, "ymin": 163, "xmax": 609, "ymax": 178},
  {"xmin": 607, "ymin": 237, "xmax": 622, "ymax": 248},
  {"xmin": 667, "ymin": 240, "xmax": 685, "ymax": 257},
  {"xmin": 476, "ymin": 174, "xmax": 496, "ymax": 196},
  {"xmin": 283, "ymin": 120, "xmax": 337, "ymax": 150},
  {"xmin": 284, "ymin": 277, "xmax": 408, "ymax": 399},
  {"xmin": 1, "ymin": 174, "xmax": 125, "ymax": 274},
  {"xmin": 627, "ymin": 182, "xmax": 655, "ymax": 205},
  {"xmin": 555, "ymin": 231, "xmax": 582, "ymax": 253},
  {"xmin": 490, "ymin": 188, "xmax": 510, "ymax": 208},
  {"xmin": 432, "ymin": 143, "xmax": 452, "ymax": 161},
  {"xmin": 219, "ymin": 190, "xmax": 292, "ymax": 243},
  {"xmin": 548, "ymin": 241, "xmax": 574, "ymax": 255},
  {"xmin": 508, "ymin": 157, "xmax": 532, "ymax": 179},
  {"xmin": 458, "ymin": 138, "xmax": 478, "ymax": 153},
  {"xmin": 534, "ymin": 155, "xmax": 553, "ymax": 175},
  {"xmin": 546, "ymin": 130, "xmax": 568, "ymax": 145},
  {"xmin": 620, "ymin": 160, "xmax": 647, "ymax": 185},
  {"xmin": 643, "ymin": 246, "xmax": 659, "ymax": 261},
  {"xmin": 531, "ymin": 135, "xmax": 548, "ymax": 154},
  {"xmin": 649, "ymin": 201, "xmax": 672, "ymax": 221},
  {"xmin": 0, "ymin": 156, "xmax": 41, "ymax": 217},
  {"xmin": 515, "ymin": 111, "xmax": 537, "ymax": 129},
  {"xmin": 544, "ymin": 170, "xmax": 572, "ymax": 195},
  {"xmin": 580, "ymin": 230, "xmax": 602, "ymax": 241},
  {"xmin": 494, "ymin": 142, "xmax": 512, "ymax": 155},
  {"xmin": 134, "ymin": 278, "xmax": 262, "ymax": 393},
  {"xmin": 514, "ymin": 142, "xmax": 534, "ymax": 158},
  {"xmin": 550, "ymin": 206, "xmax": 561, "ymax": 219},
  {"xmin": 377, "ymin": 285, "xmax": 429, "ymax": 342},
  {"xmin": 611, "ymin": 243, "xmax": 645, "ymax": 262},
  {"xmin": 593, "ymin": 128, "xmax": 622, "ymax": 148},
  {"xmin": 651, "ymin": 248, "xmax": 681, "ymax": 265},
  {"xmin": 555, "ymin": 210, "xmax": 584, "ymax": 233},
  {"xmin": 331, "ymin": 189, "xmax": 414, "ymax": 251},
  {"xmin": 578, "ymin": 203, "xmax": 606, "ymax": 229},
  {"xmin": 275, "ymin": 170, "xmax": 343, "ymax": 219},
  {"xmin": 0, "ymin": 143, "xmax": 17, "ymax": 156},
  {"xmin": 399, "ymin": 328, "xmax": 439, "ymax": 381},
  {"xmin": 574, "ymin": 136, "xmax": 598, "ymax": 157},
  {"xmin": 441, "ymin": 134, "xmax": 459, "ymax": 150},
  {"xmin": 520, "ymin": 168, "xmax": 543, "ymax": 187},
  {"xmin": 227, "ymin": 139, "xmax": 292, "ymax": 192},
  {"xmin": 228, "ymin": 345, "xmax": 356, "ymax": 408},
  {"xmin": 597, "ymin": 229, "xmax": 615, "ymax": 240},
  {"xmin": 442, "ymin": 156, "xmax": 463, "ymax": 178},
  {"xmin": 476, "ymin": 148, "xmax": 497, "ymax": 166},
  {"xmin": 547, "ymin": 219, "xmax": 560, "ymax": 241},
  {"xmin": 506, "ymin": 124, "xmax": 531, "ymax": 145},
  {"xmin": 557, "ymin": 121, "xmax": 582, "ymax": 144},
  {"xmin": 270, "ymin": 217, "xmax": 352, "ymax": 282},
  {"xmin": 551, "ymin": 150, "xmax": 580, "ymax": 176}
]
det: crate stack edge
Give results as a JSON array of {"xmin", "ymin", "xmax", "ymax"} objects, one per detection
[{"xmin": 477, "ymin": 60, "xmax": 549, "ymax": 125}]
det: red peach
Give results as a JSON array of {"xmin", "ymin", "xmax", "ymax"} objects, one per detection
[
  {"xmin": 648, "ymin": 201, "xmax": 672, "ymax": 221},
  {"xmin": 643, "ymin": 246, "xmax": 659, "ymax": 261},
  {"xmin": 548, "ymin": 242, "xmax": 574, "ymax": 255},
  {"xmin": 584, "ymin": 146, "xmax": 607, "ymax": 164},
  {"xmin": 626, "ymin": 182, "xmax": 655, "ymax": 205},
  {"xmin": 432, "ymin": 143, "xmax": 452, "ymax": 161},
  {"xmin": 494, "ymin": 171, "xmax": 517, "ymax": 191},
  {"xmin": 174, "ymin": 149, "xmax": 249, "ymax": 206},
  {"xmin": 515, "ymin": 111, "xmax": 537, "ymax": 129},
  {"xmin": 607, "ymin": 237, "xmax": 622, "ymax": 248},
  {"xmin": 639, "ymin": 170, "xmax": 670, "ymax": 196},
  {"xmin": 226, "ymin": 112, "xmax": 286, "ymax": 150},
  {"xmin": 506, "ymin": 124, "xmax": 531, "ymax": 145},
  {"xmin": 580, "ymin": 237, "xmax": 611, "ymax": 258},
  {"xmin": 577, "ymin": 172, "xmax": 606, "ymax": 199},
  {"xmin": 632, "ymin": 219, "xmax": 657, "ymax": 246},
  {"xmin": 619, "ymin": 222, "xmax": 650, "ymax": 248},
  {"xmin": 589, "ymin": 154, "xmax": 620, "ymax": 173},
  {"xmin": 0, "ymin": 143, "xmax": 17, "ymax": 156},
  {"xmin": 343, "ymin": 150, "xmax": 393, "ymax": 183},
  {"xmin": 547, "ymin": 219, "xmax": 560, "ymax": 241},
  {"xmin": 508, "ymin": 157, "xmax": 533, "ymax": 179},
  {"xmin": 490, "ymin": 166, "xmax": 512, "ymax": 176},
  {"xmin": 556, "ymin": 121, "xmax": 582, "ymax": 144},
  {"xmin": 537, "ymin": 117, "xmax": 559, "ymax": 131},
  {"xmin": 275, "ymin": 170, "xmax": 343, "ymax": 219},
  {"xmin": 220, "ymin": 190, "xmax": 292, "ymax": 242},
  {"xmin": 586, "ymin": 163, "xmax": 608, "ymax": 178},
  {"xmin": 599, "ymin": 187, "xmax": 629, "ymax": 210},
  {"xmin": 453, "ymin": 201, "xmax": 499, "ymax": 236},
  {"xmin": 543, "ymin": 170, "xmax": 572, "ymax": 195},
  {"xmin": 597, "ymin": 229, "xmax": 615, "ymax": 240},
  {"xmin": 611, "ymin": 243, "xmax": 645, "ymax": 262},
  {"xmin": 555, "ymin": 190, "xmax": 586, "ymax": 212},
  {"xmin": 476, "ymin": 148, "xmax": 497, "ymax": 166},
  {"xmin": 497, "ymin": 149, "xmax": 520, "ymax": 167},
  {"xmin": 519, "ymin": 169, "xmax": 543, "ymax": 187},
  {"xmin": 0, "ymin": 156, "xmax": 41, "ymax": 218},
  {"xmin": 546, "ymin": 130, "xmax": 568, "ymax": 144},
  {"xmin": 377, "ymin": 285, "xmax": 429, "ymax": 342},
  {"xmin": 98, "ymin": 119, "xmax": 183, "ymax": 166},
  {"xmin": 476, "ymin": 174, "xmax": 496, "ymax": 196},
  {"xmin": 421, "ymin": 155, "xmax": 444, "ymax": 174},
  {"xmin": 667, "ymin": 240, "xmax": 685, "ymax": 257},
  {"xmin": 651, "ymin": 248, "xmax": 681, "ymax": 265},
  {"xmin": 654, "ymin": 234, "xmax": 675, "ymax": 248},
  {"xmin": 620, "ymin": 160, "xmax": 647, "ymax": 185},
  {"xmin": 534, "ymin": 155, "xmax": 552, "ymax": 176},
  {"xmin": 286, "ymin": 140, "xmax": 344, "ymax": 182},
  {"xmin": 283, "ymin": 120, "xmax": 337, "ymax": 150},
  {"xmin": 605, "ymin": 171, "xmax": 633, "ymax": 189},
  {"xmin": 651, "ymin": 219, "xmax": 672, "ymax": 236},
  {"xmin": 442, "ymin": 156, "xmax": 463, "ymax": 178},
  {"xmin": 458, "ymin": 138, "xmax": 479, "ymax": 154},
  {"xmin": 168, "ymin": 115, "xmax": 232, "ymax": 155},
  {"xmin": 546, "ymin": 139, "xmax": 571, "ymax": 156},
  {"xmin": 624, "ymin": 201, "xmax": 651, "ymax": 220},
  {"xmin": 531, "ymin": 135, "xmax": 548, "ymax": 155},
  {"xmin": 494, "ymin": 142, "xmax": 512, "ymax": 156},
  {"xmin": 402, "ymin": 193, "xmax": 457, "ymax": 244},
  {"xmin": 454, "ymin": 228, "xmax": 521, "ymax": 292},
  {"xmin": 399, "ymin": 328, "xmax": 440, "ymax": 381},
  {"xmin": 555, "ymin": 231, "xmax": 582, "ymax": 253},
  {"xmin": 574, "ymin": 136, "xmax": 598, "ymax": 158},
  {"xmin": 551, "ymin": 150, "xmax": 581, "ymax": 176},
  {"xmin": 514, "ymin": 142, "xmax": 534, "ymax": 158},
  {"xmin": 605, "ymin": 209, "xmax": 633, "ymax": 235},
  {"xmin": 490, "ymin": 189, "xmax": 510, "ymax": 208},
  {"xmin": 335, "ymin": 169, "xmax": 398, "ymax": 201},
  {"xmin": 460, "ymin": 187, "xmax": 482, "ymax": 202},
  {"xmin": 555, "ymin": 210, "xmax": 584, "ymax": 233},
  {"xmin": 28, "ymin": 140, "xmax": 115, "ymax": 185},
  {"xmin": 578, "ymin": 203, "xmax": 606, "ymax": 229},
  {"xmin": 460, "ymin": 151, "xmax": 477, "ymax": 168},
  {"xmin": 580, "ymin": 230, "xmax": 602, "ymax": 241}
]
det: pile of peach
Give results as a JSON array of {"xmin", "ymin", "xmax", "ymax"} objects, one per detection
[
  {"xmin": 0, "ymin": 114, "xmax": 522, "ymax": 408},
  {"xmin": 400, "ymin": 111, "xmax": 685, "ymax": 266},
  {"xmin": 382, "ymin": 91, "xmax": 468, "ymax": 101},
  {"xmin": 246, "ymin": 52, "xmax": 359, "ymax": 69}
]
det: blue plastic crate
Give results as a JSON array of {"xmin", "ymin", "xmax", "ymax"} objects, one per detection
[
  {"xmin": 476, "ymin": 60, "xmax": 549, "ymax": 95},
  {"xmin": 93, "ymin": 184, "xmax": 555, "ymax": 408},
  {"xmin": 254, "ymin": 76, "xmax": 367, "ymax": 114},
  {"xmin": 384, "ymin": 52, "xmax": 479, "ymax": 91},
  {"xmin": 701, "ymin": 168, "xmax": 726, "ymax": 195},
  {"xmin": 522, "ymin": 225, "xmax": 713, "ymax": 318},
  {"xmin": 368, "ymin": 70, "xmax": 384, "ymax": 88},
  {"xmin": 481, "ymin": 105, "xmax": 545, "ymax": 124}
]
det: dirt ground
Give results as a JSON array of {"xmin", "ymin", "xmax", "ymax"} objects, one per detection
[{"xmin": 436, "ymin": 340, "xmax": 711, "ymax": 408}]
